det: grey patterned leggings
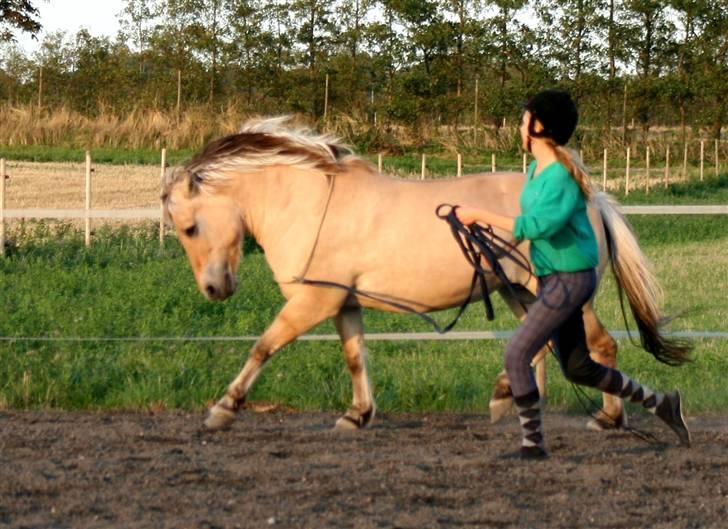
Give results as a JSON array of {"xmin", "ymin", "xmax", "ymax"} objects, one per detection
[{"xmin": 504, "ymin": 269, "xmax": 609, "ymax": 398}]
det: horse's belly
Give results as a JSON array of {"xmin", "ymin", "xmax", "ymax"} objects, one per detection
[{"xmin": 353, "ymin": 264, "xmax": 491, "ymax": 313}]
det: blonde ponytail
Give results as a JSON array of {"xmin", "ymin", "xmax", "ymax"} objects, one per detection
[{"xmin": 550, "ymin": 142, "xmax": 594, "ymax": 200}]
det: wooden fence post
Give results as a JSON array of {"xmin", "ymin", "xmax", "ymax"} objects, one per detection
[
  {"xmin": 323, "ymin": 73, "xmax": 329, "ymax": 123},
  {"xmin": 491, "ymin": 153, "xmax": 496, "ymax": 172},
  {"xmin": 602, "ymin": 149, "xmax": 607, "ymax": 191},
  {"xmin": 700, "ymin": 140, "xmax": 705, "ymax": 182},
  {"xmin": 421, "ymin": 154, "xmax": 426, "ymax": 180},
  {"xmin": 664, "ymin": 146, "xmax": 670, "ymax": 188},
  {"xmin": 85, "ymin": 151, "xmax": 92, "ymax": 247},
  {"xmin": 645, "ymin": 146, "xmax": 650, "ymax": 194},
  {"xmin": 176, "ymin": 69, "xmax": 182, "ymax": 124},
  {"xmin": 625, "ymin": 147, "xmax": 631, "ymax": 195},
  {"xmin": 160, "ymin": 148, "xmax": 167, "ymax": 247},
  {"xmin": 377, "ymin": 153, "xmax": 383, "ymax": 173},
  {"xmin": 457, "ymin": 153, "xmax": 462, "ymax": 177},
  {"xmin": 0, "ymin": 159, "xmax": 5, "ymax": 257},
  {"xmin": 473, "ymin": 78, "xmax": 479, "ymax": 144},
  {"xmin": 683, "ymin": 143, "xmax": 688, "ymax": 180},
  {"xmin": 716, "ymin": 139, "xmax": 720, "ymax": 177}
]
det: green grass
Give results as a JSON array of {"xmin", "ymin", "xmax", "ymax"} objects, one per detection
[
  {"xmin": 363, "ymin": 152, "xmax": 526, "ymax": 177},
  {"xmin": 615, "ymin": 173, "xmax": 728, "ymax": 204},
  {"xmin": 0, "ymin": 145, "xmax": 195, "ymax": 165},
  {"xmin": 0, "ymin": 144, "xmax": 526, "ymax": 175},
  {"xmin": 1, "ymin": 210, "xmax": 726, "ymax": 413}
]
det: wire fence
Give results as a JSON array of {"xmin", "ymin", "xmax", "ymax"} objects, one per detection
[{"xmin": 1, "ymin": 330, "xmax": 727, "ymax": 343}]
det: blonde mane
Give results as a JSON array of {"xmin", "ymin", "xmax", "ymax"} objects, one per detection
[{"xmin": 162, "ymin": 117, "xmax": 366, "ymax": 199}]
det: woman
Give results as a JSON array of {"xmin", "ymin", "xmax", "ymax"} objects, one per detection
[{"xmin": 455, "ymin": 89, "xmax": 691, "ymax": 459}]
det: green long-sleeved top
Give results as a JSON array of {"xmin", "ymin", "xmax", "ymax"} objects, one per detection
[{"xmin": 512, "ymin": 161, "xmax": 598, "ymax": 277}]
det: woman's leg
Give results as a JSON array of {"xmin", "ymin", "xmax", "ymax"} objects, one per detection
[
  {"xmin": 504, "ymin": 270, "xmax": 596, "ymax": 458},
  {"xmin": 554, "ymin": 312, "xmax": 691, "ymax": 446}
]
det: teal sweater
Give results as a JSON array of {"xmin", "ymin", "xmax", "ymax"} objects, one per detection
[{"xmin": 513, "ymin": 161, "xmax": 598, "ymax": 277}]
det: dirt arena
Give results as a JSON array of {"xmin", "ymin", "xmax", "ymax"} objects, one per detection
[{"xmin": 1, "ymin": 409, "xmax": 727, "ymax": 529}]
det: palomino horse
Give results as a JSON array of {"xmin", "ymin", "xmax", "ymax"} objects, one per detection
[{"xmin": 163, "ymin": 117, "xmax": 675, "ymax": 432}]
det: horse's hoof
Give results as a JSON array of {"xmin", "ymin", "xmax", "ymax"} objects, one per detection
[
  {"xmin": 334, "ymin": 415, "xmax": 363, "ymax": 431},
  {"xmin": 489, "ymin": 397, "xmax": 514, "ymax": 424},
  {"xmin": 204, "ymin": 405, "xmax": 236, "ymax": 430},
  {"xmin": 586, "ymin": 412, "xmax": 624, "ymax": 431}
]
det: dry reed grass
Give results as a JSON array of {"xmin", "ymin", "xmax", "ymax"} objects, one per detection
[
  {"xmin": 0, "ymin": 105, "xmax": 247, "ymax": 150},
  {"xmin": 2, "ymin": 104, "xmax": 725, "ymax": 155}
]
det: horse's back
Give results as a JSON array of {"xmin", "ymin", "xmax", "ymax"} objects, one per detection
[{"xmin": 317, "ymin": 170, "xmax": 528, "ymax": 311}]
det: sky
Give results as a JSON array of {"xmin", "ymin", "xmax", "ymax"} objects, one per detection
[{"xmin": 16, "ymin": 0, "xmax": 125, "ymax": 55}]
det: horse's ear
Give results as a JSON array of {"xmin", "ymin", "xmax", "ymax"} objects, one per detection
[
  {"xmin": 188, "ymin": 171, "xmax": 203, "ymax": 195},
  {"xmin": 328, "ymin": 143, "xmax": 352, "ymax": 161}
]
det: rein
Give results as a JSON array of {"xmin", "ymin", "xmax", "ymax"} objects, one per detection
[
  {"xmin": 292, "ymin": 197, "xmax": 533, "ymax": 333},
  {"xmin": 288, "ymin": 189, "xmax": 657, "ymax": 442}
]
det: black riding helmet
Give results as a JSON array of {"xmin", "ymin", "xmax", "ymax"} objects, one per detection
[{"xmin": 523, "ymin": 89, "xmax": 578, "ymax": 147}]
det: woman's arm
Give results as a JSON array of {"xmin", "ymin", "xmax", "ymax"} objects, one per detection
[{"xmin": 455, "ymin": 206, "xmax": 515, "ymax": 233}]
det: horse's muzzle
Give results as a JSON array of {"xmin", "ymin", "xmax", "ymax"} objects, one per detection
[{"xmin": 202, "ymin": 267, "xmax": 237, "ymax": 301}]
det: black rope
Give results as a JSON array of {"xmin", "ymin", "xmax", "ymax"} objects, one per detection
[{"xmin": 295, "ymin": 204, "xmax": 532, "ymax": 333}]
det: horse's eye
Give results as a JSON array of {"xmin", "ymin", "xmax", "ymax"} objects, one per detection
[{"xmin": 184, "ymin": 224, "xmax": 198, "ymax": 237}]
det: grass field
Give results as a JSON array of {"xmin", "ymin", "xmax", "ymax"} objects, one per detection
[{"xmin": 1, "ymin": 209, "xmax": 727, "ymax": 414}]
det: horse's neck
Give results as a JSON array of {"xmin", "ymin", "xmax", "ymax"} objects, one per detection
[{"xmin": 231, "ymin": 166, "xmax": 335, "ymax": 252}]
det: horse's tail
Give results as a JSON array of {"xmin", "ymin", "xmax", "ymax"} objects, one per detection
[{"xmin": 592, "ymin": 192, "xmax": 692, "ymax": 366}]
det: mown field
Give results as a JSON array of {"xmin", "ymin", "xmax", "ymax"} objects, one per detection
[{"xmin": 0, "ymin": 161, "xmax": 727, "ymax": 416}]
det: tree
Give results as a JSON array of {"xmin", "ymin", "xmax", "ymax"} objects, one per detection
[
  {"xmin": 288, "ymin": 0, "xmax": 337, "ymax": 116},
  {"xmin": 476, "ymin": 0, "xmax": 532, "ymax": 130},
  {"xmin": 118, "ymin": 0, "xmax": 161, "ymax": 73},
  {"xmin": 692, "ymin": 0, "xmax": 728, "ymax": 139},
  {"xmin": 536, "ymin": 0, "xmax": 604, "ymax": 97},
  {"xmin": 623, "ymin": 0, "xmax": 675, "ymax": 141},
  {"xmin": 0, "ymin": 0, "xmax": 42, "ymax": 42}
]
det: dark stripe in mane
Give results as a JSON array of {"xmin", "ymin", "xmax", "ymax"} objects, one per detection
[{"xmin": 186, "ymin": 132, "xmax": 352, "ymax": 176}]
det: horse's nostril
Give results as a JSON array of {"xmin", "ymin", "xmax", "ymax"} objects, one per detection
[{"xmin": 206, "ymin": 284, "xmax": 217, "ymax": 298}]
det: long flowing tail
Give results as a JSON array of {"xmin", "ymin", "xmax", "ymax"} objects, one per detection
[{"xmin": 592, "ymin": 192, "xmax": 692, "ymax": 366}]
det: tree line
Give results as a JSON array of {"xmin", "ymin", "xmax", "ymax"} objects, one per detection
[{"xmin": 0, "ymin": 0, "xmax": 726, "ymax": 148}]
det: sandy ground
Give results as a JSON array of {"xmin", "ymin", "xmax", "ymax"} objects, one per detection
[{"xmin": 1, "ymin": 410, "xmax": 727, "ymax": 529}]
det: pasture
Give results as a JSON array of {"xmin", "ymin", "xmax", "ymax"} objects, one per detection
[
  {"xmin": 1, "ymin": 212, "xmax": 727, "ymax": 413},
  {"xmin": 1, "ymin": 163, "xmax": 727, "ymax": 528}
]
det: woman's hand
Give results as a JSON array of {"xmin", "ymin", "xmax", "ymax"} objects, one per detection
[
  {"xmin": 454, "ymin": 205, "xmax": 516, "ymax": 234},
  {"xmin": 455, "ymin": 206, "xmax": 483, "ymax": 226}
]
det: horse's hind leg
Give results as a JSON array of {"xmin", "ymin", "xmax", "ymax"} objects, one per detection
[
  {"xmin": 333, "ymin": 306, "xmax": 375, "ymax": 430},
  {"xmin": 583, "ymin": 305, "xmax": 625, "ymax": 430},
  {"xmin": 205, "ymin": 293, "xmax": 342, "ymax": 430}
]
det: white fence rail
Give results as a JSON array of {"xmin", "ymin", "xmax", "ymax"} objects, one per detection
[
  {"xmin": 2, "ymin": 205, "xmax": 727, "ymax": 220},
  {"xmin": 0, "ymin": 149, "xmax": 726, "ymax": 253}
]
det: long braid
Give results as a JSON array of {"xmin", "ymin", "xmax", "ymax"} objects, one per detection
[{"xmin": 550, "ymin": 142, "xmax": 594, "ymax": 200}]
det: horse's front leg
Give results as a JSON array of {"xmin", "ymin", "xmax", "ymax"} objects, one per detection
[
  {"xmin": 333, "ymin": 306, "xmax": 375, "ymax": 430},
  {"xmin": 205, "ymin": 293, "xmax": 342, "ymax": 430}
]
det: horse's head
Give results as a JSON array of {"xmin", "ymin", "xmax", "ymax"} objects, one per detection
[{"xmin": 162, "ymin": 168, "xmax": 243, "ymax": 301}]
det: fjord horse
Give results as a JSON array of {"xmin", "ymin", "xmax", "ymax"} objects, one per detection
[{"xmin": 163, "ymin": 117, "xmax": 675, "ymax": 432}]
